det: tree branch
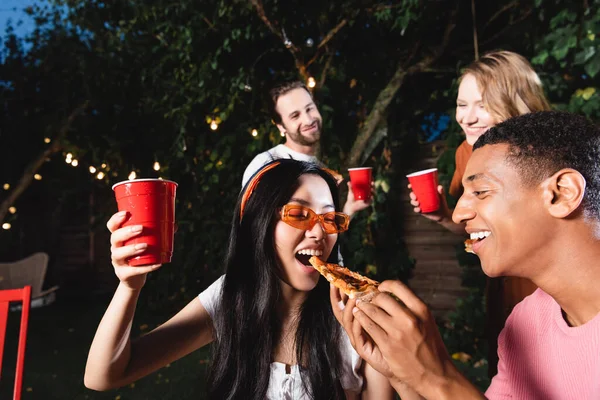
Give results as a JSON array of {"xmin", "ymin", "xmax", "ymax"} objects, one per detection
[
  {"xmin": 471, "ymin": 0, "xmax": 479, "ymax": 60},
  {"xmin": 344, "ymin": 3, "xmax": 458, "ymax": 168},
  {"xmin": 306, "ymin": 17, "xmax": 350, "ymax": 68},
  {"xmin": 360, "ymin": 119, "xmax": 388, "ymax": 165},
  {"xmin": 0, "ymin": 100, "xmax": 89, "ymax": 223},
  {"xmin": 317, "ymin": 18, "xmax": 348, "ymax": 50},
  {"xmin": 402, "ymin": 40, "xmax": 421, "ymax": 69},
  {"xmin": 318, "ymin": 51, "xmax": 335, "ymax": 88},
  {"xmin": 202, "ymin": 16, "xmax": 216, "ymax": 31},
  {"xmin": 482, "ymin": 1, "xmax": 518, "ymax": 33},
  {"xmin": 365, "ymin": 3, "xmax": 407, "ymax": 13},
  {"xmin": 249, "ymin": 0, "xmax": 282, "ymax": 42},
  {"xmin": 249, "ymin": 0, "xmax": 308, "ymax": 79},
  {"xmin": 479, "ymin": 8, "xmax": 533, "ymax": 47}
]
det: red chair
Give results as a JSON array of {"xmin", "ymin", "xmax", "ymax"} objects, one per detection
[{"xmin": 0, "ymin": 286, "xmax": 31, "ymax": 400}]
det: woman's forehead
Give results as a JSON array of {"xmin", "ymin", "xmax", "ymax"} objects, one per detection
[{"xmin": 289, "ymin": 174, "xmax": 334, "ymax": 207}]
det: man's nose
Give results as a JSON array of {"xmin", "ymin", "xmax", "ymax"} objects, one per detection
[
  {"xmin": 452, "ymin": 195, "xmax": 475, "ymax": 225},
  {"xmin": 301, "ymin": 112, "xmax": 313, "ymax": 126}
]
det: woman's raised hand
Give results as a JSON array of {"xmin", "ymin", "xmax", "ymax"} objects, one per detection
[
  {"xmin": 107, "ymin": 211, "xmax": 162, "ymax": 290},
  {"xmin": 407, "ymin": 184, "xmax": 451, "ymax": 223}
]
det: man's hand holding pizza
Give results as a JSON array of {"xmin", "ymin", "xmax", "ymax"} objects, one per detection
[
  {"xmin": 330, "ymin": 285, "xmax": 393, "ymax": 378},
  {"xmin": 332, "ymin": 280, "xmax": 486, "ymax": 400}
]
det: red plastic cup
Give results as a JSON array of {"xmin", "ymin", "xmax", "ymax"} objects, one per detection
[
  {"xmin": 112, "ymin": 178, "xmax": 178, "ymax": 266},
  {"xmin": 348, "ymin": 167, "xmax": 373, "ymax": 201},
  {"xmin": 406, "ymin": 168, "xmax": 440, "ymax": 213}
]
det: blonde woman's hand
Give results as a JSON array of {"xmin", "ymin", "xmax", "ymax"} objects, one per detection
[
  {"xmin": 107, "ymin": 211, "xmax": 162, "ymax": 290},
  {"xmin": 408, "ymin": 184, "xmax": 451, "ymax": 223}
]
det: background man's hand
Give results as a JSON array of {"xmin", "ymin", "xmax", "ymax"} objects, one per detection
[{"xmin": 343, "ymin": 181, "xmax": 374, "ymax": 218}]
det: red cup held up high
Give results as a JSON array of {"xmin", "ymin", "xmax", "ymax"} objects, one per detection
[
  {"xmin": 406, "ymin": 168, "xmax": 440, "ymax": 213},
  {"xmin": 112, "ymin": 178, "xmax": 178, "ymax": 266},
  {"xmin": 348, "ymin": 167, "xmax": 373, "ymax": 201}
]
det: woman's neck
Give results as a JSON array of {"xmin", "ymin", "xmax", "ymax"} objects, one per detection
[
  {"xmin": 272, "ymin": 280, "xmax": 309, "ymax": 366},
  {"xmin": 278, "ymin": 279, "xmax": 309, "ymax": 316}
]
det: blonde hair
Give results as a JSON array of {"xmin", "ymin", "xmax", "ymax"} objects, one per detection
[{"xmin": 461, "ymin": 51, "xmax": 551, "ymax": 122}]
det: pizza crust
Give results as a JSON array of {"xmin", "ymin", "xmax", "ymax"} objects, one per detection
[
  {"xmin": 464, "ymin": 239, "xmax": 475, "ymax": 254},
  {"xmin": 309, "ymin": 256, "xmax": 379, "ymax": 301}
]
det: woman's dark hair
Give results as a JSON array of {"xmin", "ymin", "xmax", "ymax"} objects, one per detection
[{"xmin": 207, "ymin": 159, "xmax": 346, "ymax": 400}]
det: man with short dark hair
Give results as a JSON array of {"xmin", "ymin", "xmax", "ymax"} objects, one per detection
[
  {"xmin": 334, "ymin": 111, "xmax": 600, "ymax": 399},
  {"xmin": 243, "ymin": 80, "xmax": 370, "ymax": 218}
]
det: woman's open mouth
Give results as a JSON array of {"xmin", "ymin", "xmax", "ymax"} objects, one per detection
[
  {"xmin": 295, "ymin": 249, "xmax": 322, "ymax": 271},
  {"xmin": 295, "ymin": 253, "xmax": 312, "ymax": 266}
]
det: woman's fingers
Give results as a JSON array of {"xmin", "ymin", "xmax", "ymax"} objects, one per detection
[
  {"xmin": 111, "ymin": 243, "xmax": 148, "ymax": 265},
  {"xmin": 110, "ymin": 224, "xmax": 144, "ymax": 247},
  {"xmin": 106, "ymin": 211, "xmax": 128, "ymax": 233}
]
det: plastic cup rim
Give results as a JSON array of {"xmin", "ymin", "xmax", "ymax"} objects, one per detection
[
  {"xmin": 406, "ymin": 168, "xmax": 438, "ymax": 178},
  {"xmin": 112, "ymin": 178, "xmax": 178, "ymax": 191},
  {"xmin": 348, "ymin": 167, "xmax": 373, "ymax": 171}
]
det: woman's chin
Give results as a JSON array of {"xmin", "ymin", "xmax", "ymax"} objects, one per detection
[{"xmin": 465, "ymin": 135, "xmax": 479, "ymax": 146}]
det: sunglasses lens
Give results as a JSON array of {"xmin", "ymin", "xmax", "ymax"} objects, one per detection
[
  {"xmin": 322, "ymin": 213, "xmax": 348, "ymax": 233},
  {"xmin": 282, "ymin": 206, "xmax": 313, "ymax": 230}
]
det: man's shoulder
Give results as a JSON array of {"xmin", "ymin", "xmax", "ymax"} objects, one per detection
[
  {"xmin": 249, "ymin": 145, "xmax": 288, "ymax": 163},
  {"xmin": 505, "ymin": 288, "xmax": 553, "ymax": 330},
  {"xmin": 254, "ymin": 145, "xmax": 281, "ymax": 159},
  {"xmin": 520, "ymin": 287, "xmax": 551, "ymax": 305},
  {"xmin": 242, "ymin": 146, "xmax": 280, "ymax": 186}
]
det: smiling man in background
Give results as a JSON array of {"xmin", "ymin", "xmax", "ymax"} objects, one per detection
[{"xmin": 243, "ymin": 80, "xmax": 370, "ymax": 218}]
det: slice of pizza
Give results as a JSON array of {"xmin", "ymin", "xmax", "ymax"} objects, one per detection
[
  {"xmin": 309, "ymin": 256, "xmax": 380, "ymax": 301},
  {"xmin": 464, "ymin": 239, "xmax": 475, "ymax": 254}
]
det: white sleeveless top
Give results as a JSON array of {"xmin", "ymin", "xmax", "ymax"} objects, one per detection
[{"xmin": 198, "ymin": 276, "xmax": 364, "ymax": 399}]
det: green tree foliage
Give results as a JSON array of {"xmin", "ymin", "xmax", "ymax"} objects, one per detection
[{"xmin": 531, "ymin": 0, "xmax": 600, "ymax": 118}]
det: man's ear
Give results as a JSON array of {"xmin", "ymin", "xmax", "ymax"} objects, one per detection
[
  {"xmin": 276, "ymin": 123, "xmax": 286, "ymax": 136},
  {"xmin": 542, "ymin": 168, "xmax": 586, "ymax": 218}
]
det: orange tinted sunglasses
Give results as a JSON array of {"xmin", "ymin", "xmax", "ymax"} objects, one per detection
[{"xmin": 279, "ymin": 204, "xmax": 349, "ymax": 234}]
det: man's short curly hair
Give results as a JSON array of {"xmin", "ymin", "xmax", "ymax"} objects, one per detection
[{"xmin": 474, "ymin": 111, "xmax": 600, "ymax": 220}]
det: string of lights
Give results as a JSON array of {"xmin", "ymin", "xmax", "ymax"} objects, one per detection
[{"xmin": 3, "ymin": 28, "xmax": 319, "ymax": 232}]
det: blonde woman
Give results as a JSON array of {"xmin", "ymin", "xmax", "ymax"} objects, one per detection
[{"xmin": 409, "ymin": 50, "xmax": 551, "ymax": 376}]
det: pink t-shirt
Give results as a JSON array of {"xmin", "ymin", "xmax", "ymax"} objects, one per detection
[{"xmin": 486, "ymin": 288, "xmax": 600, "ymax": 399}]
